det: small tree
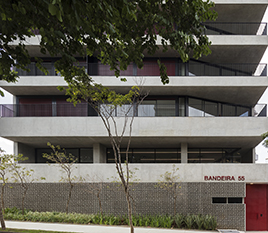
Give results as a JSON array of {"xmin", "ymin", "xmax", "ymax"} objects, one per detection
[
  {"xmin": 0, "ymin": 149, "xmax": 7, "ymax": 229},
  {"xmin": 157, "ymin": 165, "xmax": 181, "ymax": 217},
  {"xmin": 0, "ymin": 151, "xmax": 13, "ymax": 212},
  {"xmin": 65, "ymin": 79, "xmax": 147, "ymax": 233},
  {"xmin": 43, "ymin": 143, "xmax": 78, "ymax": 214},
  {"xmin": 9, "ymin": 154, "xmax": 43, "ymax": 215}
]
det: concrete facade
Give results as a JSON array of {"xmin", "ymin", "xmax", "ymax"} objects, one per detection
[
  {"xmin": 5, "ymin": 164, "xmax": 268, "ymax": 183},
  {"xmin": 0, "ymin": 1, "xmax": 268, "ymax": 231}
]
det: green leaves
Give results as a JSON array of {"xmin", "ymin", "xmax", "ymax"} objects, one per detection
[
  {"xmin": 0, "ymin": 0, "xmax": 217, "ymax": 86},
  {"xmin": 157, "ymin": 60, "xmax": 169, "ymax": 85},
  {"xmin": 48, "ymin": 2, "xmax": 63, "ymax": 22},
  {"xmin": 1, "ymin": 13, "xmax": 6, "ymax": 21}
]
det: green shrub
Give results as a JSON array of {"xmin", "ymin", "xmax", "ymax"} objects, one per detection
[
  {"xmin": 3, "ymin": 208, "xmax": 217, "ymax": 230},
  {"xmin": 174, "ymin": 213, "xmax": 185, "ymax": 228}
]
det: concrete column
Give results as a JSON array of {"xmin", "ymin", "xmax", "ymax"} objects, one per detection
[
  {"xmin": 14, "ymin": 142, "xmax": 18, "ymax": 155},
  {"xmin": 93, "ymin": 143, "xmax": 106, "ymax": 163},
  {"xmin": 181, "ymin": 143, "xmax": 188, "ymax": 163},
  {"xmin": 252, "ymin": 148, "xmax": 256, "ymax": 164}
]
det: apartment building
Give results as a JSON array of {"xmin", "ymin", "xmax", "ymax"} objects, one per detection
[{"xmin": 0, "ymin": 0, "xmax": 268, "ymax": 230}]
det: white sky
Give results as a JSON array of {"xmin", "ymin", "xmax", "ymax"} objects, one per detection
[{"xmin": 1, "ymin": 9, "xmax": 268, "ymax": 161}]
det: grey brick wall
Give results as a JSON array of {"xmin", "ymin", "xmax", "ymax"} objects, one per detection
[{"xmin": 3, "ymin": 182, "xmax": 245, "ymax": 230}]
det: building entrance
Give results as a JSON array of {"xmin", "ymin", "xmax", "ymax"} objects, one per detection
[{"xmin": 245, "ymin": 184, "xmax": 268, "ymax": 230}]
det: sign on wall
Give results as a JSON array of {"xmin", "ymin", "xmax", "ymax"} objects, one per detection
[{"xmin": 204, "ymin": 176, "xmax": 245, "ymax": 181}]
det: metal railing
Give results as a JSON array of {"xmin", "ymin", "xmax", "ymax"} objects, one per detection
[
  {"xmin": 0, "ymin": 103, "xmax": 89, "ymax": 117},
  {"xmin": 189, "ymin": 63, "xmax": 267, "ymax": 76},
  {"xmin": 14, "ymin": 62, "xmax": 267, "ymax": 77},
  {"xmin": 15, "ymin": 62, "xmax": 87, "ymax": 76},
  {"xmin": 204, "ymin": 22, "xmax": 267, "ymax": 35},
  {"xmin": 188, "ymin": 104, "xmax": 266, "ymax": 117},
  {"xmin": 1, "ymin": 103, "xmax": 266, "ymax": 118}
]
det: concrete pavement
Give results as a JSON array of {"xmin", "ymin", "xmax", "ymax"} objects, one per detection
[
  {"xmin": 4, "ymin": 220, "xmax": 218, "ymax": 233},
  {"xmin": 4, "ymin": 221, "xmax": 268, "ymax": 233}
]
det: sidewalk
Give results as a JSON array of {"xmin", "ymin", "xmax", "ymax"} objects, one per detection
[{"xmin": 4, "ymin": 221, "xmax": 218, "ymax": 233}]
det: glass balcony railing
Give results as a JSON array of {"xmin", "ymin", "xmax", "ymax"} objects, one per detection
[
  {"xmin": 15, "ymin": 62, "xmax": 267, "ymax": 77},
  {"xmin": 204, "ymin": 22, "xmax": 267, "ymax": 35},
  {"xmin": 0, "ymin": 103, "xmax": 266, "ymax": 118}
]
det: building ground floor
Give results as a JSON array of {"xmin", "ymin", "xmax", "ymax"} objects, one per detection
[{"xmin": 3, "ymin": 164, "xmax": 268, "ymax": 231}]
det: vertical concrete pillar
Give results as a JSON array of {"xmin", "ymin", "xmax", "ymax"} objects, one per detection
[
  {"xmin": 181, "ymin": 143, "xmax": 188, "ymax": 163},
  {"xmin": 252, "ymin": 148, "xmax": 256, "ymax": 164},
  {"xmin": 14, "ymin": 142, "xmax": 18, "ymax": 155},
  {"xmin": 93, "ymin": 143, "xmax": 106, "ymax": 163}
]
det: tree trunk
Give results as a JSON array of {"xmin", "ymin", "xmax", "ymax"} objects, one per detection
[
  {"xmin": 66, "ymin": 183, "xmax": 74, "ymax": 214},
  {"xmin": 0, "ymin": 199, "xmax": 6, "ymax": 229},
  {"xmin": 97, "ymin": 192, "xmax": 103, "ymax": 215},
  {"xmin": 1, "ymin": 184, "xmax": 4, "ymax": 213},
  {"xmin": 126, "ymin": 189, "xmax": 134, "ymax": 233},
  {"xmin": 173, "ymin": 186, "xmax": 176, "ymax": 217},
  {"xmin": 22, "ymin": 188, "xmax": 27, "ymax": 215}
]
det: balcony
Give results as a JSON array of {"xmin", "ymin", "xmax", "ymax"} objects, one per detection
[
  {"xmin": 204, "ymin": 22, "xmax": 267, "ymax": 35},
  {"xmin": 15, "ymin": 61, "xmax": 267, "ymax": 77},
  {"xmin": 0, "ymin": 102, "xmax": 266, "ymax": 118}
]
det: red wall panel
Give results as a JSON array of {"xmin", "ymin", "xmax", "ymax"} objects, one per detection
[
  {"xmin": 246, "ymin": 184, "xmax": 267, "ymax": 231},
  {"xmin": 18, "ymin": 98, "xmax": 52, "ymax": 116}
]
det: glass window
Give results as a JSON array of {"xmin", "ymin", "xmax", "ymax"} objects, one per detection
[
  {"xmin": 188, "ymin": 60, "xmax": 203, "ymax": 76},
  {"xmin": 36, "ymin": 148, "xmax": 91, "ymax": 163},
  {"xmin": 204, "ymin": 101, "xmax": 218, "ymax": 116},
  {"xmin": 188, "ymin": 98, "xmax": 203, "ymax": 116},
  {"xmin": 222, "ymin": 69, "xmax": 236, "ymax": 76},
  {"xmin": 117, "ymin": 105, "xmax": 133, "ymax": 117},
  {"xmin": 155, "ymin": 149, "xmax": 180, "ymax": 163},
  {"xmin": 132, "ymin": 149, "xmax": 155, "ymax": 163},
  {"xmin": 80, "ymin": 149, "xmax": 93, "ymax": 163},
  {"xmin": 106, "ymin": 149, "xmax": 130, "ymax": 163},
  {"xmin": 36, "ymin": 148, "xmax": 53, "ymax": 163},
  {"xmin": 222, "ymin": 104, "xmax": 236, "ymax": 116},
  {"xmin": 204, "ymin": 64, "xmax": 220, "ymax": 76},
  {"xmin": 107, "ymin": 149, "xmax": 114, "ymax": 163},
  {"xmin": 156, "ymin": 100, "xmax": 176, "ymax": 116},
  {"xmin": 223, "ymin": 149, "xmax": 241, "ymax": 163},
  {"xmin": 100, "ymin": 104, "xmax": 116, "ymax": 117},
  {"xmin": 188, "ymin": 149, "xmax": 201, "ymax": 163},
  {"xmin": 65, "ymin": 149, "xmax": 79, "ymax": 162},
  {"xmin": 237, "ymin": 106, "xmax": 249, "ymax": 117},
  {"xmin": 138, "ymin": 100, "xmax": 156, "ymax": 116},
  {"xmin": 200, "ymin": 149, "xmax": 223, "ymax": 163}
]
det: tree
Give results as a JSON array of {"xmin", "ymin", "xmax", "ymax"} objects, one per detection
[
  {"xmin": 0, "ymin": 149, "xmax": 7, "ymax": 229},
  {"xmin": 43, "ymin": 142, "xmax": 78, "ymax": 214},
  {"xmin": 9, "ymin": 154, "xmax": 44, "ymax": 215},
  {"xmin": 157, "ymin": 164, "xmax": 181, "ymax": 217},
  {"xmin": 66, "ymin": 79, "xmax": 147, "ymax": 233},
  {"xmin": 0, "ymin": 0, "xmax": 217, "ymax": 96},
  {"xmin": 0, "ymin": 152, "xmax": 13, "ymax": 212}
]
